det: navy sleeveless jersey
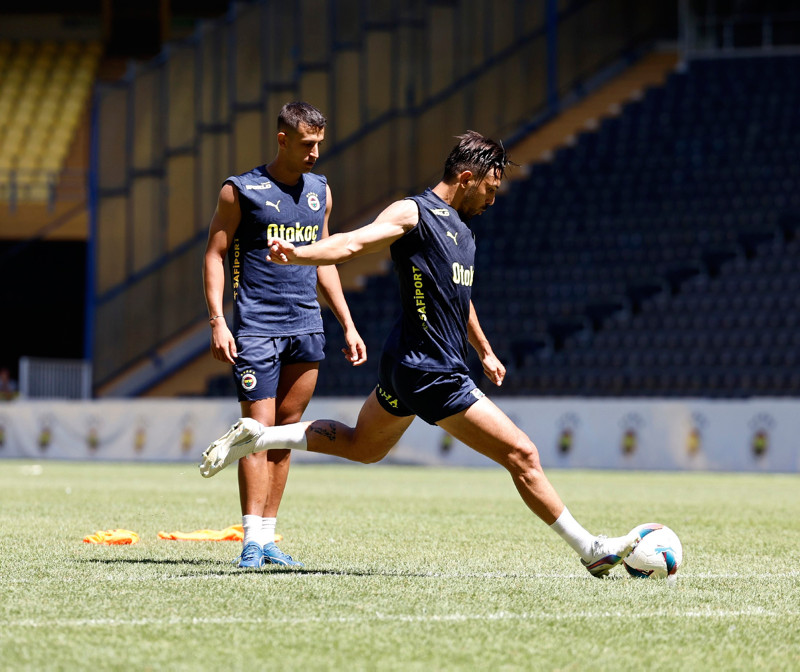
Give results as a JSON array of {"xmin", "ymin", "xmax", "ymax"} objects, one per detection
[
  {"xmin": 383, "ymin": 188, "xmax": 476, "ymax": 372},
  {"xmin": 226, "ymin": 166, "xmax": 326, "ymax": 336}
]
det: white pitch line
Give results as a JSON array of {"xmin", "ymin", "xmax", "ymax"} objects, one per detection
[{"xmin": 4, "ymin": 608, "xmax": 798, "ymax": 629}]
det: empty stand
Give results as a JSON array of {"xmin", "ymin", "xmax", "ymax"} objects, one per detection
[
  {"xmin": 97, "ymin": 0, "xmax": 674, "ymax": 397},
  {"xmin": 542, "ymin": 236, "xmax": 800, "ymax": 397},
  {"xmin": 0, "ymin": 39, "xmax": 101, "ymax": 204},
  {"xmin": 310, "ymin": 55, "xmax": 800, "ymax": 397}
]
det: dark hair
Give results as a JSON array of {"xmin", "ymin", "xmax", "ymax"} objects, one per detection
[
  {"xmin": 442, "ymin": 130, "xmax": 515, "ymax": 183},
  {"xmin": 278, "ymin": 101, "xmax": 327, "ymax": 133}
]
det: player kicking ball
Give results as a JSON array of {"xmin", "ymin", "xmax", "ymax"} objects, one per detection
[{"xmin": 200, "ymin": 131, "xmax": 645, "ymax": 577}]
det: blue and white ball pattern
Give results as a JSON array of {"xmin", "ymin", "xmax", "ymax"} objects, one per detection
[{"xmin": 623, "ymin": 523, "xmax": 683, "ymax": 579}]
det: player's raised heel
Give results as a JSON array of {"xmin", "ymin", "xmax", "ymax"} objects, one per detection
[
  {"xmin": 199, "ymin": 418, "xmax": 262, "ymax": 478},
  {"xmin": 581, "ymin": 526, "xmax": 651, "ymax": 578}
]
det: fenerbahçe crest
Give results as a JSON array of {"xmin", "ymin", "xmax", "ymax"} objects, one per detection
[
  {"xmin": 307, "ymin": 192, "xmax": 321, "ymax": 211},
  {"xmin": 240, "ymin": 369, "xmax": 257, "ymax": 392}
]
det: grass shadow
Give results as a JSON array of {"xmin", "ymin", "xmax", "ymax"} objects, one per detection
[{"xmin": 74, "ymin": 557, "xmax": 605, "ymax": 580}]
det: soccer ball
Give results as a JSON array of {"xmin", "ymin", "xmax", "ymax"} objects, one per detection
[{"xmin": 623, "ymin": 523, "xmax": 683, "ymax": 579}]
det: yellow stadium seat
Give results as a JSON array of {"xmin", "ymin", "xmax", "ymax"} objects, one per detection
[
  {"xmin": 17, "ymin": 40, "xmax": 37, "ymax": 56},
  {"xmin": 85, "ymin": 41, "xmax": 103, "ymax": 56},
  {"xmin": 28, "ymin": 68, "xmax": 49, "ymax": 84},
  {"xmin": 3, "ymin": 68, "xmax": 24, "ymax": 86},
  {"xmin": 33, "ymin": 53, "xmax": 53, "ymax": 69},
  {"xmin": 0, "ymin": 104, "xmax": 13, "ymax": 128},
  {"xmin": 40, "ymin": 154, "xmax": 63, "ymax": 172},
  {"xmin": 23, "ymin": 132, "xmax": 48, "ymax": 154},
  {"xmin": 62, "ymin": 41, "xmax": 82, "ymax": 57},
  {"xmin": 17, "ymin": 154, "xmax": 42, "ymax": 170},
  {"xmin": 0, "ymin": 39, "xmax": 99, "ymax": 196},
  {"xmin": 40, "ymin": 40, "xmax": 59, "ymax": 56}
]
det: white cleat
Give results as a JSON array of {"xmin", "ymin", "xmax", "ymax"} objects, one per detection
[
  {"xmin": 199, "ymin": 418, "xmax": 263, "ymax": 478},
  {"xmin": 581, "ymin": 529, "xmax": 643, "ymax": 578}
]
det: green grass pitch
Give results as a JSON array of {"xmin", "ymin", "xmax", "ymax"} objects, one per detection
[{"xmin": 1, "ymin": 459, "xmax": 798, "ymax": 671}]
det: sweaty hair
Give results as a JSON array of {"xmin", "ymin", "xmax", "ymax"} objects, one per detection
[
  {"xmin": 442, "ymin": 130, "xmax": 515, "ymax": 183},
  {"xmin": 278, "ymin": 101, "xmax": 327, "ymax": 133}
]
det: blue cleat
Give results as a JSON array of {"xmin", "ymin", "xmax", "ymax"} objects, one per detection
[
  {"xmin": 236, "ymin": 541, "xmax": 265, "ymax": 569},
  {"xmin": 263, "ymin": 542, "xmax": 304, "ymax": 568}
]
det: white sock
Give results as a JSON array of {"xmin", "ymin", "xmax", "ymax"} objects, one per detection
[
  {"xmin": 252, "ymin": 422, "xmax": 308, "ymax": 453},
  {"xmin": 262, "ymin": 517, "xmax": 277, "ymax": 545},
  {"xmin": 550, "ymin": 507, "xmax": 595, "ymax": 561},
  {"xmin": 242, "ymin": 514, "xmax": 263, "ymax": 547}
]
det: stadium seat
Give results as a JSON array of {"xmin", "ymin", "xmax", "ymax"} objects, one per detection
[
  {"xmin": 0, "ymin": 39, "xmax": 101, "ymax": 203},
  {"xmin": 277, "ymin": 54, "xmax": 800, "ymax": 398}
]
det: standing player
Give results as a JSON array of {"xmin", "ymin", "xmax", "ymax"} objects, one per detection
[
  {"xmin": 203, "ymin": 102, "xmax": 366, "ymax": 568},
  {"xmin": 201, "ymin": 131, "xmax": 648, "ymax": 577}
]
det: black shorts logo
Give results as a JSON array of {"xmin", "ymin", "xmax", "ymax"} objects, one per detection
[{"xmin": 376, "ymin": 384, "xmax": 399, "ymax": 408}]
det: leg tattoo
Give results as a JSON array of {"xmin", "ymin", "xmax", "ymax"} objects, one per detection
[{"xmin": 310, "ymin": 421, "xmax": 337, "ymax": 442}]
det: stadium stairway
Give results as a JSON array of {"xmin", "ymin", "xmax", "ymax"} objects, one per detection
[{"xmin": 508, "ymin": 49, "xmax": 680, "ymax": 168}]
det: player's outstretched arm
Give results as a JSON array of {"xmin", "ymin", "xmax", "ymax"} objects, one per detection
[
  {"xmin": 268, "ymin": 199, "xmax": 419, "ymax": 266},
  {"xmin": 467, "ymin": 300, "xmax": 505, "ymax": 386}
]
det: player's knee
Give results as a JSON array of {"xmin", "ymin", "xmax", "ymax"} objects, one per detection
[
  {"xmin": 506, "ymin": 439, "xmax": 543, "ymax": 478},
  {"xmin": 353, "ymin": 443, "xmax": 392, "ymax": 464},
  {"xmin": 348, "ymin": 426, "xmax": 396, "ymax": 464}
]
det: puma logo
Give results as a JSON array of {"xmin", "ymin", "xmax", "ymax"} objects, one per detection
[
  {"xmin": 446, "ymin": 231, "xmax": 458, "ymax": 245},
  {"xmin": 266, "ymin": 200, "xmax": 281, "ymax": 212}
]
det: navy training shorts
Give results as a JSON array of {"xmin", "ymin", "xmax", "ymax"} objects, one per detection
[
  {"xmin": 375, "ymin": 352, "xmax": 485, "ymax": 425},
  {"xmin": 232, "ymin": 333, "xmax": 325, "ymax": 402}
]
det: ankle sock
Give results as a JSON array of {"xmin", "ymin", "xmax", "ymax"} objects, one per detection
[
  {"xmin": 242, "ymin": 514, "xmax": 263, "ymax": 547},
  {"xmin": 550, "ymin": 507, "xmax": 594, "ymax": 561},
  {"xmin": 262, "ymin": 517, "xmax": 277, "ymax": 545},
  {"xmin": 252, "ymin": 422, "xmax": 308, "ymax": 452}
]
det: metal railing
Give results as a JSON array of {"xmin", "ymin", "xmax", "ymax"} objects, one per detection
[
  {"xmin": 680, "ymin": 2, "xmax": 800, "ymax": 55},
  {"xmin": 19, "ymin": 356, "xmax": 92, "ymax": 399}
]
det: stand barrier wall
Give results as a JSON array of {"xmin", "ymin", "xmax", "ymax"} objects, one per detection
[{"xmin": 1, "ymin": 397, "xmax": 797, "ymax": 472}]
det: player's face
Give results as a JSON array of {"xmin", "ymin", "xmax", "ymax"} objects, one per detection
[
  {"xmin": 283, "ymin": 122, "xmax": 325, "ymax": 173},
  {"xmin": 458, "ymin": 172, "xmax": 501, "ymax": 221}
]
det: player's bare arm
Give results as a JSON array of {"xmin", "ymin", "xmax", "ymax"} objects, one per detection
[
  {"xmin": 203, "ymin": 182, "xmax": 241, "ymax": 364},
  {"xmin": 267, "ymin": 198, "xmax": 419, "ymax": 266},
  {"xmin": 315, "ymin": 184, "xmax": 367, "ymax": 365},
  {"xmin": 467, "ymin": 300, "xmax": 505, "ymax": 386}
]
